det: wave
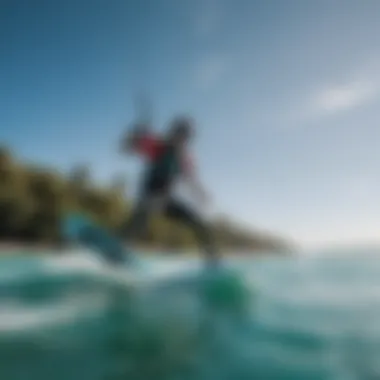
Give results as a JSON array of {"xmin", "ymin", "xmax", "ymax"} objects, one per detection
[{"xmin": 1, "ymin": 250, "xmax": 380, "ymax": 380}]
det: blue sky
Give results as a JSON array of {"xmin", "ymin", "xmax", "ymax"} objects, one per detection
[{"xmin": 1, "ymin": 0, "xmax": 380, "ymax": 248}]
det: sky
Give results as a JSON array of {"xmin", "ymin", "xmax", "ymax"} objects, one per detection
[{"xmin": 1, "ymin": 0, "xmax": 380, "ymax": 249}]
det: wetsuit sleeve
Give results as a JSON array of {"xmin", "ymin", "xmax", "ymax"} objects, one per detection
[{"xmin": 134, "ymin": 134, "xmax": 162, "ymax": 160}]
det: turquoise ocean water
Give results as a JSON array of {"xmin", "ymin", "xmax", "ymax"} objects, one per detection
[{"xmin": 0, "ymin": 248, "xmax": 380, "ymax": 380}]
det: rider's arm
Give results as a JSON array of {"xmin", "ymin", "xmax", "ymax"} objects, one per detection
[
  {"xmin": 120, "ymin": 122, "xmax": 163, "ymax": 161},
  {"xmin": 119, "ymin": 123, "xmax": 150, "ymax": 154}
]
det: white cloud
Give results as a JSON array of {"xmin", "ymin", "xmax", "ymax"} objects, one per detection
[
  {"xmin": 195, "ymin": 54, "xmax": 229, "ymax": 90},
  {"xmin": 313, "ymin": 80, "xmax": 378, "ymax": 114},
  {"xmin": 281, "ymin": 77, "xmax": 380, "ymax": 127}
]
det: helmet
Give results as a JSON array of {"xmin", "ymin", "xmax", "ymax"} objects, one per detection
[{"xmin": 168, "ymin": 116, "xmax": 194, "ymax": 140}]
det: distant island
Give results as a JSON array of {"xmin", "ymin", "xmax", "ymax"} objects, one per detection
[{"xmin": 0, "ymin": 146, "xmax": 291, "ymax": 254}]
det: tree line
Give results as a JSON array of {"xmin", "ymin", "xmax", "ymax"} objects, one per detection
[{"xmin": 0, "ymin": 146, "xmax": 290, "ymax": 253}]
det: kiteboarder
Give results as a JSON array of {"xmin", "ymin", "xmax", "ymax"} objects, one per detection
[{"xmin": 119, "ymin": 116, "xmax": 219, "ymax": 267}]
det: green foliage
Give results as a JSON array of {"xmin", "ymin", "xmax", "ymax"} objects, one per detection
[{"xmin": 0, "ymin": 147, "xmax": 288, "ymax": 252}]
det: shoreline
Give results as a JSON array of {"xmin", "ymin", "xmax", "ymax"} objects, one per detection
[{"xmin": 0, "ymin": 242, "xmax": 284, "ymax": 258}]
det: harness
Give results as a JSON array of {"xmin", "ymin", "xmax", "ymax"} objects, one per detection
[{"xmin": 142, "ymin": 143, "xmax": 182, "ymax": 194}]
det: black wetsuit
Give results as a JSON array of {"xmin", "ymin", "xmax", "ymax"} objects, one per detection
[{"xmin": 121, "ymin": 139, "xmax": 217, "ymax": 262}]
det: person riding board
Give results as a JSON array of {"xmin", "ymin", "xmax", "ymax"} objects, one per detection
[{"xmin": 119, "ymin": 116, "xmax": 219, "ymax": 267}]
